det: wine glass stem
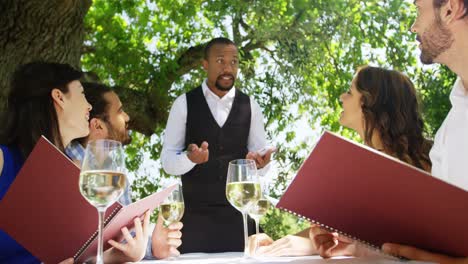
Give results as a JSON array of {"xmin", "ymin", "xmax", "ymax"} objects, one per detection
[
  {"xmin": 242, "ymin": 212, "xmax": 249, "ymax": 257},
  {"xmin": 96, "ymin": 207, "xmax": 106, "ymax": 264},
  {"xmin": 255, "ymin": 218, "xmax": 260, "ymax": 235}
]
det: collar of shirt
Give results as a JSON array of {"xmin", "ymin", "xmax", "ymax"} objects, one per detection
[
  {"xmin": 65, "ymin": 141, "xmax": 85, "ymax": 164},
  {"xmin": 201, "ymin": 78, "xmax": 236, "ymax": 103},
  {"xmin": 201, "ymin": 78, "xmax": 237, "ymax": 127},
  {"xmin": 450, "ymin": 77, "xmax": 468, "ymax": 108}
]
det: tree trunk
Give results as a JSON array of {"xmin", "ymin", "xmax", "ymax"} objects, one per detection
[
  {"xmin": 0, "ymin": 0, "xmax": 92, "ymax": 109},
  {"xmin": 0, "ymin": 1, "xmax": 261, "ymax": 136}
]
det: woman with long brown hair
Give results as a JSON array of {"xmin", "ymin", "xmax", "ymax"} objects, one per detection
[
  {"xmin": 339, "ymin": 65, "xmax": 431, "ymax": 171},
  {"xmin": 0, "ymin": 61, "xmax": 151, "ymax": 263},
  {"xmin": 250, "ymin": 66, "xmax": 432, "ymax": 257}
]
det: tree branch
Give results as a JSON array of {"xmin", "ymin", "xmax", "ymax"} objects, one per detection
[
  {"xmin": 239, "ymin": 15, "xmax": 253, "ymax": 36},
  {"xmin": 232, "ymin": 13, "xmax": 242, "ymax": 45},
  {"xmin": 113, "ymin": 84, "xmax": 162, "ymax": 136},
  {"xmin": 261, "ymin": 46, "xmax": 284, "ymax": 68},
  {"xmin": 81, "ymin": 44, "xmax": 96, "ymax": 55}
]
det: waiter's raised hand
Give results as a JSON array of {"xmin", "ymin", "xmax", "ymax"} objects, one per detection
[
  {"xmin": 187, "ymin": 141, "xmax": 209, "ymax": 164},
  {"xmin": 246, "ymin": 147, "xmax": 275, "ymax": 169}
]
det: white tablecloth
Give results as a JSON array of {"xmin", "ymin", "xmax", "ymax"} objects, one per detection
[{"xmin": 140, "ymin": 252, "xmax": 433, "ymax": 264}]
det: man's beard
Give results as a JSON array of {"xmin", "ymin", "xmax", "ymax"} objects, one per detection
[
  {"xmin": 418, "ymin": 16, "xmax": 454, "ymax": 64},
  {"xmin": 215, "ymin": 74, "xmax": 235, "ymax": 91},
  {"xmin": 106, "ymin": 122, "xmax": 132, "ymax": 145}
]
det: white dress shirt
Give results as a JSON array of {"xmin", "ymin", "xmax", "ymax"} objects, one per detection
[
  {"xmin": 161, "ymin": 79, "xmax": 269, "ymax": 175},
  {"xmin": 430, "ymin": 77, "xmax": 468, "ymax": 190}
]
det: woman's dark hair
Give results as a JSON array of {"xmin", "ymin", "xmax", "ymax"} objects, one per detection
[
  {"xmin": 355, "ymin": 66, "xmax": 432, "ymax": 171},
  {"xmin": 0, "ymin": 61, "xmax": 83, "ymax": 158}
]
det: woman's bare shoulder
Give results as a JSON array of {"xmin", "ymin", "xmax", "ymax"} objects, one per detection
[{"xmin": 0, "ymin": 148, "xmax": 4, "ymax": 176}]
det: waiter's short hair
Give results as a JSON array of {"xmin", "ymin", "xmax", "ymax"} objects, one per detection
[{"xmin": 204, "ymin": 37, "xmax": 236, "ymax": 59}]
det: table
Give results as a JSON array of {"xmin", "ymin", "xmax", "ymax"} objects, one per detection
[{"xmin": 140, "ymin": 252, "xmax": 432, "ymax": 264}]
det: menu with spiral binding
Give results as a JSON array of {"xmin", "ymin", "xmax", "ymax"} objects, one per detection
[
  {"xmin": 277, "ymin": 131, "xmax": 468, "ymax": 257},
  {"xmin": 0, "ymin": 136, "xmax": 177, "ymax": 263}
]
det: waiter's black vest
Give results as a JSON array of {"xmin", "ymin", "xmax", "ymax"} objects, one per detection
[{"xmin": 180, "ymin": 86, "xmax": 255, "ymax": 253}]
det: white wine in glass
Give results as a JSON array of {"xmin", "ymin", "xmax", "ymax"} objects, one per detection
[
  {"xmin": 160, "ymin": 202, "xmax": 184, "ymax": 225},
  {"xmin": 79, "ymin": 170, "xmax": 126, "ymax": 207},
  {"xmin": 226, "ymin": 159, "xmax": 261, "ymax": 258},
  {"xmin": 226, "ymin": 182, "xmax": 261, "ymax": 212},
  {"xmin": 79, "ymin": 140, "xmax": 126, "ymax": 264},
  {"xmin": 159, "ymin": 183, "xmax": 184, "ymax": 259}
]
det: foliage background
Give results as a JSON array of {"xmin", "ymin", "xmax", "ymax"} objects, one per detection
[
  {"xmin": 1, "ymin": 0, "xmax": 455, "ymax": 240},
  {"xmin": 81, "ymin": 0, "xmax": 455, "ymax": 239}
]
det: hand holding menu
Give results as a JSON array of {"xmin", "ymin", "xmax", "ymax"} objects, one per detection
[
  {"xmin": 277, "ymin": 131, "xmax": 468, "ymax": 257},
  {"xmin": 0, "ymin": 136, "xmax": 176, "ymax": 263}
]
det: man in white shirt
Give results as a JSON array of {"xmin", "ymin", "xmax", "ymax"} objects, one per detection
[
  {"xmin": 161, "ymin": 37, "xmax": 274, "ymax": 253},
  {"xmin": 66, "ymin": 82, "xmax": 183, "ymax": 260},
  {"xmin": 381, "ymin": 0, "xmax": 468, "ymax": 263}
]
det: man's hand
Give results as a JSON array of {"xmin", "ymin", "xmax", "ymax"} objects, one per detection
[
  {"xmin": 187, "ymin": 141, "xmax": 209, "ymax": 164},
  {"xmin": 57, "ymin": 258, "xmax": 74, "ymax": 264},
  {"xmin": 252, "ymin": 234, "xmax": 317, "ymax": 257},
  {"xmin": 246, "ymin": 147, "xmax": 275, "ymax": 169},
  {"xmin": 248, "ymin": 233, "xmax": 274, "ymax": 255},
  {"xmin": 309, "ymin": 224, "xmax": 355, "ymax": 258},
  {"xmin": 152, "ymin": 215, "xmax": 183, "ymax": 259},
  {"xmin": 382, "ymin": 243, "xmax": 468, "ymax": 264}
]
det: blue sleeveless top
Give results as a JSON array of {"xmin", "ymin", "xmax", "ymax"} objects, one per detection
[{"xmin": 0, "ymin": 145, "xmax": 40, "ymax": 264}]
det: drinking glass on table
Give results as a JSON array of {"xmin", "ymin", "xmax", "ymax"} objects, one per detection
[
  {"xmin": 79, "ymin": 139, "xmax": 126, "ymax": 264},
  {"xmin": 226, "ymin": 159, "xmax": 262, "ymax": 258}
]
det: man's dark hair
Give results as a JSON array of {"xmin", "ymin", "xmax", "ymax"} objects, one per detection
[
  {"xmin": 0, "ymin": 61, "xmax": 82, "ymax": 157},
  {"xmin": 81, "ymin": 82, "xmax": 113, "ymax": 122},
  {"xmin": 433, "ymin": 0, "xmax": 468, "ymax": 18},
  {"xmin": 203, "ymin": 37, "xmax": 237, "ymax": 59}
]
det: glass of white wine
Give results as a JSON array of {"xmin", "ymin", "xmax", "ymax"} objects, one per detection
[
  {"xmin": 248, "ymin": 194, "xmax": 271, "ymax": 235},
  {"xmin": 159, "ymin": 183, "xmax": 184, "ymax": 260},
  {"xmin": 79, "ymin": 139, "xmax": 126, "ymax": 264},
  {"xmin": 226, "ymin": 159, "xmax": 261, "ymax": 258},
  {"xmin": 160, "ymin": 183, "xmax": 185, "ymax": 226},
  {"xmin": 249, "ymin": 174, "xmax": 272, "ymax": 235}
]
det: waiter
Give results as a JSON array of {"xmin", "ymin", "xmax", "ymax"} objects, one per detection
[{"xmin": 161, "ymin": 37, "xmax": 273, "ymax": 252}]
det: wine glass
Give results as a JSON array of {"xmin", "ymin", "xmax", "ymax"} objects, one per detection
[
  {"xmin": 247, "ymin": 194, "xmax": 271, "ymax": 235},
  {"xmin": 226, "ymin": 159, "xmax": 262, "ymax": 258},
  {"xmin": 79, "ymin": 139, "xmax": 126, "ymax": 264},
  {"xmin": 248, "ymin": 172, "xmax": 273, "ymax": 235},
  {"xmin": 159, "ymin": 182, "xmax": 184, "ymax": 260},
  {"xmin": 159, "ymin": 182, "xmax": 185, "ymax": 226}
]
